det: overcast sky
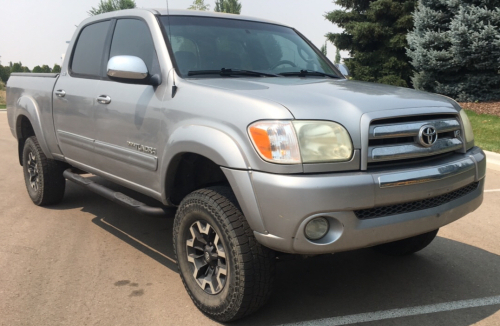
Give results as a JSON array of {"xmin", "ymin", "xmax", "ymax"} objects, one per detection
[{"xmin": 0, "ymin": 0, "xmax": 344, "ymax": 69}]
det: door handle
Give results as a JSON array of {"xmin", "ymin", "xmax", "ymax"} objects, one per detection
[
  {"xmin": 97, "ymin": 95, "xmax": 111, "ymax": 104},
  {"xmin": 55, "ymin": 90, "xmax": 66, "ymax": 97}
]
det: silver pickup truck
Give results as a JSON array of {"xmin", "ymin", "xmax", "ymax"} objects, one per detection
[{"xmin": 7, "ymin": 9, "xmax": 485, "ymax": 322}]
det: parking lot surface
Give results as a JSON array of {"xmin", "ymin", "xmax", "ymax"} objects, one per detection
[{"xmin": 1, "ymin": 111, "xmax": 499, "ymax": 326}]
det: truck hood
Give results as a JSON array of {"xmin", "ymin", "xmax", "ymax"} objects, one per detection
[{"xmin": 189, "ymin": 78, "xmax": 459, "ymax": 147}]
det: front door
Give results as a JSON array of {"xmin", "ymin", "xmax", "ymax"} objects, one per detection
[{"xmin": 92, "ymin": 18, "xmax": 165, "ymax": 191}]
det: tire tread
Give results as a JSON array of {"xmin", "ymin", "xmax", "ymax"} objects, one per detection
[
  {"xmin": 23, "ymin": 136, "xmax": 65, "ymax": 206},
  {"xmin": 173, "ymin": 186, "xmax": 275, "ymax": 322}
]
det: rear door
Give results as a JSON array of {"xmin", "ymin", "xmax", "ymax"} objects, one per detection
[
  {"xmin": 53, "ymin": 20, "xmax": 112, "ymax": 167},
  {"xmin": 92, "ymin": 18, "xmax": 165, "ymax": 190}
]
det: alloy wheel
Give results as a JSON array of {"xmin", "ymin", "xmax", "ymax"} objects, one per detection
[
  {"xmin": 27, "ymin": 152, "xmax": 39, "ymax": 191},
  {"xmin": 186, "ymin": 221, "xmax": 228, "ymax": 295}
]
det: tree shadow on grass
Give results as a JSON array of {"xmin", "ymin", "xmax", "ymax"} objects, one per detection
[{"xmin": 55, "ymin": 177, "xmax": 500, "ymax": 326}]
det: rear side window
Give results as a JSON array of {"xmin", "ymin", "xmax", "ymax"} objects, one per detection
[
  {"xmin": 109, "ymin": 19, "xmax": 159, "ymax": 74},
  {"xmin": 71, "ymin": 21, "xmax": 111, "ymax": 77}
]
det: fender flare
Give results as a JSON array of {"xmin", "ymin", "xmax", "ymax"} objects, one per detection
[
  {"xmin": 160, "ymin": 125, "xmax": 249, "ymax": 199},
  {"xmin": 14, "ymin": 96, "xmax": 53, "ymax": 160},
  {"xmin": 159, "ymin": 125, "xmax": 267, "ymax": 233}
]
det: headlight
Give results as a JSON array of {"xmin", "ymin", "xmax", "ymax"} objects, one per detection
[
  {"xmin": 293, "ymin": 121, "xmax": 353, "ymax": 163},
  {"xmin": 248, "ymin": 121, "xmax": 301, "ymax": 164},
  {"xmin": 248, "ymin": 120, "xmax": 353, "ymax": 164},
  {"xmin": 459, "ymin": 110, "xmax": 474, "ymax": 149}
]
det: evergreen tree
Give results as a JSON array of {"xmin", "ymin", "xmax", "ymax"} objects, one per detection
[
  {"xmin": 407, "ymin": 0, "xmax": 500, "ymax": 101},
  {"xmin": 325, "ymin": 0, "xmax": 416, "ymax": 87},
  {"xmin": 52, "ymin": 64, "xmax": 62, "ymax": 73},
  {"xmin": 214, "ymin": 0, "xmax": 242, "ymax": 14},
  {"xmin": 88, "ymin": 0, "xmax": 136, "ymax": 16},
  {"xmin": 335, "ymin": 47, "xmax": 341, "ymax": 64},
  {"xmin": 32, "ymin": 66, "xmax": 43, "ymax": 73},
  {"xmin": 188, "ymin": 0, "xmax": 210, "ymax": 11}
]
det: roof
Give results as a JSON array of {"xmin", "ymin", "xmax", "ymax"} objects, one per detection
[
  {"xmin": 152, "ymin": 9, "xmax": 286, "ymax": 27},
  {"xmin": 79, "ymin": 8, "xmax": 289, "ymax": 30},
  {"xmin": 137, "ymin": 8, "xmax": 288, "ymax": 26}
]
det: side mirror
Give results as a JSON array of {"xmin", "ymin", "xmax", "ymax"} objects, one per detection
[
  {"xmin": 107, "ymin": 55, "xmax": 149, "ymax": 81},
  {"xmin": 335, "ymin": 63, "xmax": 350, "ymax": 78}
]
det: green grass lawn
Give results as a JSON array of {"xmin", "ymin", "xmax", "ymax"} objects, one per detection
[
  {"xmin": 0, "ymin": 104, "xmax": 6, "ymax": 110},
  {"xmin": 466, "ymin": 110, "xmax": 500, "ymax": 153}
]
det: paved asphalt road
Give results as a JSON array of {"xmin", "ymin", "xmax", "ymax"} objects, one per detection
[{"xmin": 1, "ymin": 111, "xmax": 499, "ymax": 326}]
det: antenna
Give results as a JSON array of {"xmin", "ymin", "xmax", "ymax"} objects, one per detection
[
  {"xmin": 166, "ymin": 0, "xmax": 177, "ymax": 97},
  {"xmin": 166, "ymin": 0, "xmax": 172, "ymax": 42}
]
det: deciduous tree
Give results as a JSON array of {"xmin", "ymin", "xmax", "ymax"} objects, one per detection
[
  {"xmin": 11, "ymin": 62, "xmax": 24, "ymax": 73},
  {"xmin": 188, "ymin": 0, "xmax": 210, "ymax": 11},
  {"xmin": 52, "ymin": 64, "xmax": 62, "ymax": 73},
  {"xmin": 89, "ymin": 0, "xmax": 136, "ymax": 16},
  {"xmin": 320, "ymin": 42, "xmax": 328, "ymax": 56},
  {"xmin": 0, "ymin": 65, "xmax": 10, "ymax": 83},
  {"xmin": 325, "ymin": 0, "xmax": 416, "ymax": 87},
  {"xmin": 335, "ymin": 47, "xmax": 341, "ymax": 64},
  {"xmin": 40, "ymin": 65, "xmax": 52, "ymax": 73},
  {"xmin": 214, "ymin": 0, "xmax": 242, "ymax": 14}
]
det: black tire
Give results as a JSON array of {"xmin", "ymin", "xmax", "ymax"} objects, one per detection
[
  {"xmin": 22, "ymin": 136, "xmax": 66, "ymax": 206},
  {"xmin": 372, "ymin": 229, "xmax": 439, "ymax": 256},
  {"xmin": 173, "ymin": 187, "xmax": 275, "ymax": 322}
]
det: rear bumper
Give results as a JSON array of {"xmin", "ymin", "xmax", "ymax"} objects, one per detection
[{"xmin": 246, "ymin": 147, "xmax": 485, "ymax": 254}]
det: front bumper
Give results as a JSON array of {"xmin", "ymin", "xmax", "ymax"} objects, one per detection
[{"xmin": 226, "ymin": 147, "xmax": 486, "ymax": 254}]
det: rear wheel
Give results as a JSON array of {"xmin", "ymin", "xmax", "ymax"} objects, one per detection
[
  {"xmin": 22, "ymin": 136, "xmax": 66, "ymax": 206},
  {"xmin": 372, "ymin": 229, "xmax": 439, "ymax": 256},
  {"xmin": 173, "ymin": 187, "xmax": 275, "ymax": 322}
]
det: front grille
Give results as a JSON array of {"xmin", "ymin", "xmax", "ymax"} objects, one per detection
[
  {"xmin": 367, "ymin": 115, "xmax": 463, "ymax": 164},
  {"xmin": 354, "ymin": 182, "xmax": 479, "ymax": 219}
]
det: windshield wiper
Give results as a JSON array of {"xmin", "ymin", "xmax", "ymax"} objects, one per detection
[
  {"xmin": 279, "ymin": 70, "xmax": 340, "ymax": 78},
  {"xmin": 188, "ymin": 68, "xmax": 279, "ymax": 77}
]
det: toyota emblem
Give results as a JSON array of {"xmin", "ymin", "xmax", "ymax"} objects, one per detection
[{"xmin": 418, "ymin": 125, "xmax": 438, "ymax": 147}]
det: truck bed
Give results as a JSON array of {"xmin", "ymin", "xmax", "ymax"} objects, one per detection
[{"xmin": 7, "ymin": 73, "xmax": 61, "ymax": 159}]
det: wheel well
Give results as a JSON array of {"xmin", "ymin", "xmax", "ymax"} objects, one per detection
[
  {"xmin": 16, "ymin": 115, "xmax": 35, "ymax": 166},
  {"xmin": 166, "ymin": 153, "xmax": 230, "ymax": 205}
]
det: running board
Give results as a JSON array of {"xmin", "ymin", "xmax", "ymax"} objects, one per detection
[{"xmin": 63, "ymin": 169, "xmax": 167, "ymax": 217}]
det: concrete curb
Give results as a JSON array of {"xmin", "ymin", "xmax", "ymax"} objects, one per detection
[{"xmin": 485, "ymin": 150, "xmax": 500, "ymax": 172}]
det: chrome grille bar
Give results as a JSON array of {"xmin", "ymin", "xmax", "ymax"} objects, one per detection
[
  {"xmin": 370, "ymin": 119, "xmax": 460, "ymax": 139},
  {"xmin": 378, "ymin": 157, "xmax": 475, "ymax": 188},
  {"xmin": 368, "ymin": 138, "xmax": 463, "ymax": 162}
]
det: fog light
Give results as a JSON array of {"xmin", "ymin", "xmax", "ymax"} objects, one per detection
[{"xmin": 304, "ymin": 217, "xmax": 329, "ymax": 240}]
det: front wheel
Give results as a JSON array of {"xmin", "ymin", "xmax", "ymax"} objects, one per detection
[
  {"xmin": 372, "ymin": 229, "xmax": 439, "ymax": 256},
  {"xmin": 173, "ymin": 187, "xmax": 275, "ymax": 322}
]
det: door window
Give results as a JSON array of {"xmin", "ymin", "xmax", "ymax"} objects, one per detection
[
  {"xmin": 109, "ymin": 19, "xmax": 160, "ymax": 75},
  {"xmin": 71, "ymin": 20, "xmax": 111, "ymax": 78}
]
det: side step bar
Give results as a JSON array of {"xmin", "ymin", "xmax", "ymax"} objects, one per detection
[{"xmin": 63, "ymin": 169, "xmax": 167, "ymax": 217}]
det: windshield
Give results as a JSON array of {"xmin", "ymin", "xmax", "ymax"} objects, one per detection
[{"xmin": 159, "ymin": 16, "xmax": 340, "ymax": 78}]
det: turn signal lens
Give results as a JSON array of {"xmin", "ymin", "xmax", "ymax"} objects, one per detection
[{"xmin": 248, "ymin": 121, "xmax": 301, "ymax": 164}]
